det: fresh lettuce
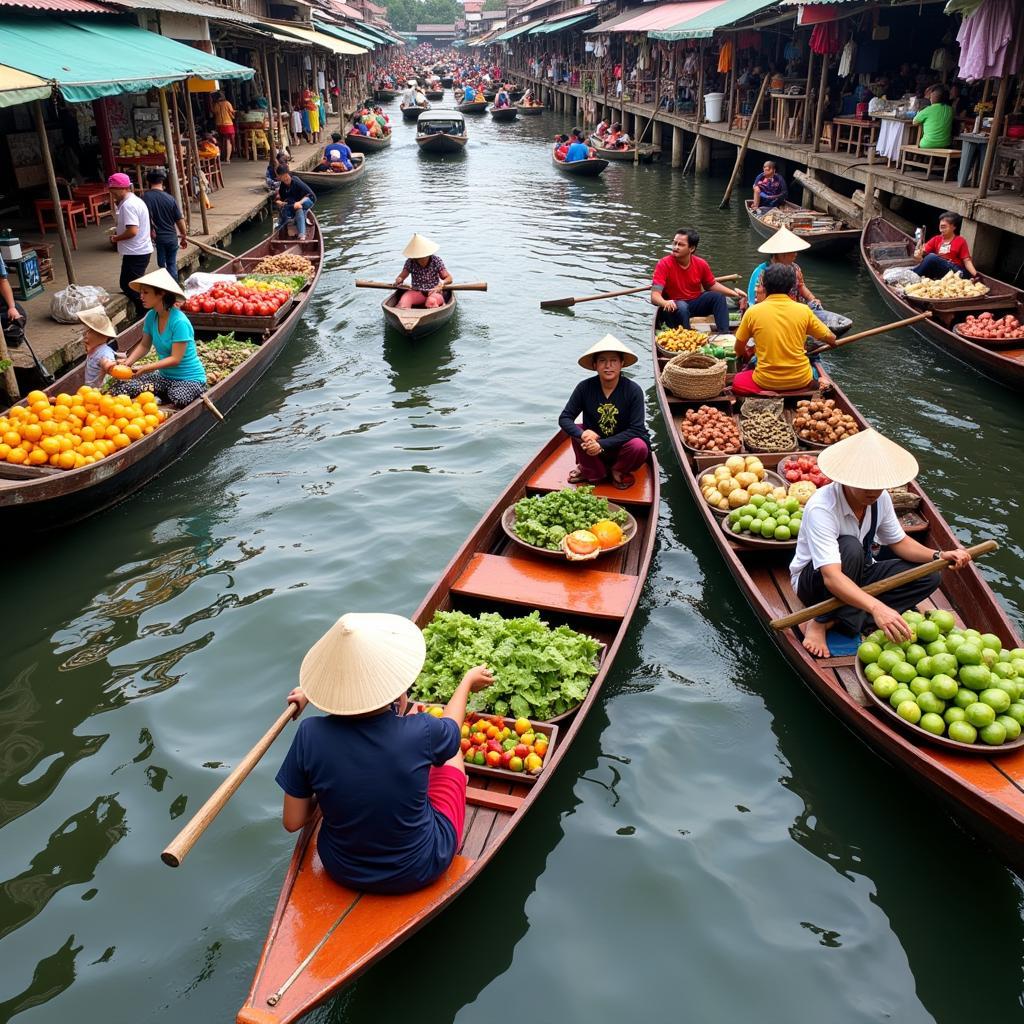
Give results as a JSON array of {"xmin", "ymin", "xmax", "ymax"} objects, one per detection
[{"xmin": 512, "ymin": 486, "xmax": 629, "ymax": 551}]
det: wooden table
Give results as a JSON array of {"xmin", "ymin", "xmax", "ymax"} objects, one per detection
[
  {"xmin": 71, "ymin": 184, "xmax": 113, "ymax": 225},
  {"xmin": 956, "ymin": 132, "xmax": 989, "ymax": 187},
  {"xmin": 770, "ymin": 93, "xmax": 807, "ymax": 141},
  {"xmin": 115, "ymin": 155, "xmax": 168, "ymax": 191},
  {"xmin": 831, "ymin": 116, "xmax": 879, "ymax": 157}
]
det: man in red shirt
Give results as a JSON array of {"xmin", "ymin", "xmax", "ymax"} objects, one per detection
[{"xmin": 650, "ymin": 228, "xmax": 747, "ymax": 332}]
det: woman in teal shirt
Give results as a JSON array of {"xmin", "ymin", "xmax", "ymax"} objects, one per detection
[
  {"xmin": 113, "ymin": 268, "xmax": 207, "ymax": 407},
  {"xmin": 914, "ymin": 86, "xmax": 954, "ymax": 150}
]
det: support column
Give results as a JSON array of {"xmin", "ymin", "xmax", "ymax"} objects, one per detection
[
  {"xmin": 261, "ymin": 45, "xmax": 278, "ymax": 152},
  {"xmin": 978, "ymin": 73, "xmax": 1011, "ymax": 199},
  {"xmin": 695, "ymin": 134, "xmax": 711, "ymax": 173},
  {"xmin": 272, "ymin": 49, "xmax": 284, "ymax": 150},
  {"xmin": 93, "ymin": 98, "xmax": 115, "ymax": 179},
  {"xmin": 33, "ymin": 100, "xmax": 76, "ymax": 285},
  {"xmin": 183, "ymin": 81, "xmax": 210, "ymax": 235},
  {"xmin": 671, "ymin": 124, "xmax": 684, "ymax": 167},
  {"xmin": 158, "ymin": 88, "xmax": 182, "ymax": 215},
  {"xmin": 812, "ymin": 54, "xmax": 829, "ymax": 153}
]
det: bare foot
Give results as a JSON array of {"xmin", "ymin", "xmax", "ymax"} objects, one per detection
[{"xmin": 802, "ymin": 619, "xmax": 832, "ymax": 658}]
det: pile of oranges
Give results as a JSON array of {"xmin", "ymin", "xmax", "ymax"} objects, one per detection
[{"xmin": 0, "ymin": 385, "xmax": 166, "ymax": 471}]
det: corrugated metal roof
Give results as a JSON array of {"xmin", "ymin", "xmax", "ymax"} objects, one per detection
[
  {"xmin": 649, "ymin": 0, "xmax": 779, "ymax": 39},
  {"xmin": 113, "ymin": 0, "xmax": 257, "ymax": 25},
  {"xmin": 0, "ymin": 0, "xmax": 117, "ymax": 13},
  {"xmin": 589, "ymin": 2, "xmax": 721, "ymax": 33}
]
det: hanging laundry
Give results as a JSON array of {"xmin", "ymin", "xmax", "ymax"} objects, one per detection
[
  {"xmin": 810, "ymin": 22, "xmax": 841, "ymax": 55},
  {"xmin": 838, "ymin": 38, "xmax": 857, "ymax": 77},
  {"xmin": 717, "ymin": 40, "xmax": 733, "ymax": 73},
  {"xmin": 956, "ymin": 0, "xmax": 1024, "ymax": 80}
]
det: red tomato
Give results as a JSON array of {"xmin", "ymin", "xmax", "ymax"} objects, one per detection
[
  {"xmin": 215, "ymin": 298, "xmax": 230, "ymax": 314},
  {"xmin": 201, "ymin": 298, "xmax": 216, "ymax": 313},
  {"xmin": 243, "ymin": 302, "xmax": 255, "ymax": 316},
  {"xmin": 257, "ymin": 302, "xmax": 271, "ymax": 316},
  {"xmin": 231, "ymin": 300, "xmax": 244, "ymax": 315}
]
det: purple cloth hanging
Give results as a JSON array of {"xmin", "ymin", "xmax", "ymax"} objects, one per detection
[{"xmin": 957, "ymin": 0, "xmax": 1024, "ymax": 81}]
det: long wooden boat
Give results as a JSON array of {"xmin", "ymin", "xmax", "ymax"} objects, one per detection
[
  {"xmin": 374, "ymin": 87, "xmax": 399, "ymax": 100},
  {"xmin": 381, "ymin": 290, "xmax": 458, "ymax": 339},
  {"xmin": 861, "ymin": 217, "xmax": 1024, "ymax": 391},
  {"xmin": 441, "ymin": 75, "xmax": 453, "ymax": 88},
  {"xmin": 298, "ymin": 155, "xmax": 366, "ymax": 192},
  {"xmin": 515, "ymin": 103, "xmax": 544, "ymax": 116},
  {"xmin": 651, "ymin": 321, "xmax": 1024, "ymax": 869},
  {"xmin": 401, "ymin": 103, "xmax": 429, "ymax": 122},
  {"xmin": 489, "ymin": 106, "xmax": 518, "ymax": 123},
  {"xmin": 345, "ymin": 131, "xmax": 391, "ymax": 154},
  {"xmin": 454, "ymin": 94, "xmax": 488, "ymax": 114},
  {"xmin": 745, "ymin": 200, "xmax": 860, "ymax": 252},
  {"xmin": 425, "ymin": 88, "xmax": 444, "ymax": 101},
  {"xmin": 237, "ymin": 432, "xmax": 659, "ymax": 1023},
  {"xmin": 0, "ymin": 220, "xmax": 324, "ymax": 532},
  {"xmin": 551, "ymin": 151, "xmax": 608, "ymax": 177},
  {"xmin": 590, "ymin": 138, "xmax": 660, "ymax": 163}
]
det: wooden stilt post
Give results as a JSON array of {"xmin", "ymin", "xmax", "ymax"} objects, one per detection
[
  {"xmin": 33, "ymin": 100, "xmax": 76, "ymax": 285},
  {"xmin": 273, "ymin": 48, "xmax": 284, "ymax": 151},
  {"xmin": 977, "ymin": 74, "xmax": 1011, "ymax": 200},
  {"xmin": 719, "ymin": 74, "xmax": 770, "ymax": 208},
  {"xmin": 168, "ymin": 84, "xmax": 191, "ymax": 233},
  {"xmin": 183, "ymin": 81, "xmax": 210, "ymax": 235},
  {"xmin": 801, "ymin": 50, "xmax": 816, "ymax": 143},
  {"xmin": 728, "ymin": 31, "xmax": 739, "ymax": 128},
  {"xmin": 158, "ymin": 87, "xmax": 183, "ymax": 215},
  {"xmin": 262, "ymin": 45, "xmax": 278, "ymax": 152},
  {"xmin": 812, "ymin": 53, "xmax": 829, "ymax": 153}
]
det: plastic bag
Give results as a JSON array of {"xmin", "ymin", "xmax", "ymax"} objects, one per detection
[
  {"xmin": 883, "ymin": 268, "xmax": 921, "ymax": 288},
  {"xmin": 815, "ymin": 308, "xmax": 854, "ymax": 334},
  {"xmin": 183, "ymin": 272, "xmax": 237, "ymax": 297},
  {"xmin": 49, "ymin": 284, "xmax": 110, "ymax": 323}
]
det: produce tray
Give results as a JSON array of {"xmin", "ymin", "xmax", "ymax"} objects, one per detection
[
  {"xmin": 953, "ymin": 323, "xmax": 1024, "ymax": 349},
  {"xmin": 854, "ymin": 661, "xmax": 1024, "ymax": 756},
  {"xmin": 740, "ymin": 418, "xmax": 800, "ymax": 454},
  {"xmin": 702, "ymin": 466, "xmax": 787, "ymax": 517},
  {"xmin": 500, "ymin": 503, "xmax": 637, "ymax": 560},
  {"xmin": 718, "ymin": 507, "xmax": 797, "ymax": 549},
  {"xmin": 410, "ymin": 704, "xmax": 559, "ymax": 784},
  {"xmin": 903, "ymin": 281, "xmax": 1003, "ymax": 313},
  {"xmin": 184, "ymin": 297, "xmax": 294, "ymax": 332},
  {"xmin": 778, "ymin": 454, "xmax": 830, "ymax": 482}
]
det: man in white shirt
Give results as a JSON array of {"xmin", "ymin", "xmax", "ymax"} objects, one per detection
[
  {"xmin": 107, "ymin": 172, "xmax": 152, "ymax": 323},
  {"xmin": 790, "ymin": 429, "xmax": 972, "ymax": 657},
  {"xmin": 402, "ymin": 81, "xmax": 420, "ymax": 108}
]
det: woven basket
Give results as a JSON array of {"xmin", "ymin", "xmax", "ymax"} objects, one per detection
[
  {"xmin": 661, "ymin": 353, "xmax": 727, "ymax": 401},
  {"xmin": 887, "ymin": 486, "xmax": 921, "ymax": 513}
]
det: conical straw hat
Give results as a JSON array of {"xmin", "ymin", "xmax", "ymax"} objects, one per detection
[
  {"xmin": 816, "ymin": 428, "xmax": 918, "ymax": 489},
  {"xmin": 130, "ymin": 267, "xmax": 185, "ymax": 300},
  {"xmin": 402, "ymin": 233, "xmax": 439, "ymax": 259},
  {"xmin": 299, "ymin": 613, "xmax": 426, "ymax": 716},
  {"xmin": 577, "ymin": 333, "xmax": 638, "ymax": 369},
  {"xmin": 758, "ymin": 225, "xmax": 811, "ymax": 254},
  {"xmin": 76, "ymin": 306, "xmax": 116, "ymax": 338}
]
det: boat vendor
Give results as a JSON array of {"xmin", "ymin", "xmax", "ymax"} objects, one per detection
[
  {"xmin": 402, "ymin": 80, "xmax": 422, "ymax": 107},
  {"xmin": 559, "ymin": 334, "xmax": 650, "ymax": 490},
  {"xmin": 746, "ymin": 226, "xmax": 822, "ymax": 307},
  {"xmin": 790, "ymin": 429, "xmax": 972, "ymax": 658},
  {"xmin": 650, "ymin": 227, "xmax": 747, "ymax": 333},
  {"xmin": 393, "ymin": 233, "xmax": 453, "ymax": 310},
  {"xmin": 554, "ymin": 133, "xmax": 571, "ymax": 160},
  {"xmin": 752, "ymin": 160, "xmax": 787, "ymax": 210},
  {"xmin": 278, "ymin": 612, "xmax": 493, "ymax": 894},
  {"xmin": 912, "ymin": 211, "xmax": 979, "ymax": 280},
  {"xmin": 606, "ymin": 122, "xmax": 631, "ymax": 149},
  {"xmin": 314, "ymin": 132, "xmax": 354, "ymax": 172},
  {"xmin": 731, "ymin": 264, "xmax": 835, "ymax": 396},
  {"xmin": 77, "ymin": 307, "xmax": 118, "ymax": 387},
  {"xmin": 274, "ymin": 166, "xmax": 316, "ymax": 243},
  {"xmin": 462, "ymin": 82, "xmax": 478, "ymax": 103},
  {"xmin": 111, "ymin": 268, "xmax": 207, "ymax": 408}
]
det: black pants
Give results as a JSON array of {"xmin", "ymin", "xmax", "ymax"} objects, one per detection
[
  {"xmin": 119, "ymin": 253, "xmax": 150, "ymax": 323},
  {"xmin": 0, "ymin": 301, "xmax": 27, "ymax": 341},
  {"xmin": 797, "ymin": 535, "xmax": 941, "ymax": 636}
]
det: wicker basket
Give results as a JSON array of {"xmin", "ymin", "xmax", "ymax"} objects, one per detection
[
  {"xmin": 887, "ymin": 486, "xmax": 921, "ymax": 513},
  {"xmin": 661, "ymin": 353, "xmax": 727, "ymax": 401}
]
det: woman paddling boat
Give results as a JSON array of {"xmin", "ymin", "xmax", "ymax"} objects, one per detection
[{"xmin": 392, "ymin": 233, "xmax": 453, "ymax": 311}]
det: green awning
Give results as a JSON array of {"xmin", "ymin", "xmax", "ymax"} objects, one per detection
[
  {"xmin": 354, "ymin": 23, "xmax": 402, "ymax": 45},
  {"xmin": 314, "ymin": 20, "xmax": 380, "ymax": 49},
  {"xmin": 648, "ymin": 0, "xmax": 779, "ymax": 40},
  {"xmin": 496, "ymin": 24, "xmax": 532, "ymax": 40},
  {"xmin": 0, "ymin": 16, "xmax": 253, "ymax": 103},
  {"xmin": 530, "ymin": 13, "xmax": 593, "ymax": 34}
]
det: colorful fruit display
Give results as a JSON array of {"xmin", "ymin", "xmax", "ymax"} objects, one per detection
[
  {"xmin": 903, "ymin": 272, "xmax": 988, "ymax": 301},
  {"xmin": 238, "ymin": 274, "xmax": 307, "ymax": 294},
  {"xmin": 252, "ymin": 254, "xmax": 315, "ymax": 277},
  {"xmin": 0, "ymin": 386, "xmax": 166, "ymax": 470},
  {"xmin": 726, "ymin": 494, "xmax": 804, "ymax": 541},
  {"xmin": 958, "ymin": 312, "xmax": 1024, "ymax": 341},
  {"xmin": 419, "ymin": 708, "xmax": 554, "ymax": 776},
  {"xmin": 680, "ymin": 405, "xmax": 741, "ymax": 453},
  {"xmin": 779, "ymin": 453, "xmax": 831, "ymax": 487},
  {"xmin": 183, "ymin": 281, "xmax": 293, "ymax": 318},
  {"xmin": 699, "ymin": 455, "xmax": 786, "ymax": 513},
  {"xmin": 512, "ymin": 486, "xmax": 629, "ymax": 552},
  {"xmin": 117, "ymin": 135, "xmax": 166, "ymax": 157},
  {"xmin": 792, "ymin": 398, "xmax": 859, "ymax": 446},
  {"xmin": 135, "ymin": 332, "xmax": 257, "ymax": 386},
  {"xmin": 655, "ymin": 326, "xmax": 707, "ymax": 353},
  {"xmin": 858, "ymin": 609, "xmax": 1024, "ymax": 748}
]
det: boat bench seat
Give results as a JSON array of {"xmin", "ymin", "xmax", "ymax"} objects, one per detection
[
  {"xmin": 452, "ymin": 552, "xmax": 635, "ymax": 619},
  {"xmin": 528, "ymin": 445, "xmax": 655, "ymax": 505}
]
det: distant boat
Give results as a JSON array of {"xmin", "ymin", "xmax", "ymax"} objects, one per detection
[{"xmin": 416, "ymin": 110, "xmax": 468, "ymax": 154}]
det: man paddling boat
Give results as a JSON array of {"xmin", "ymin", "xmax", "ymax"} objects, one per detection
[{"xmin": 790, "ymin": 430, "xmax": 971, "ymax": 658}]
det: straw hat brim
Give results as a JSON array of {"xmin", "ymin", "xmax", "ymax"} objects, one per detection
[
  {"xmin": 130, "ymin": 267, "xmax": 185, "ymax": 300},
  {"xmin": 577, "ymin": 333, "xmax": 638, "ymax": 369},
  {"xmin": 76, "ymin": 306, "xmax": 117, "ymax": 338},
  {"xmin": 402, "ymin": 233, "xmax": 440, "ymax": 259},
  {"xmin": 816, "ymin": 428, "xmax": 919, "ymax": 489},
  {"xmin": 299, "ymin": 613, "xmax": 426, "ymax": 716},
  {"xmin": 758, "ymin": 225, "xmax": 811, "ymax": 254}
]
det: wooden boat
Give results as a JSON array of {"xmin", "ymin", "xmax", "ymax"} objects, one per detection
[
  {"xmin": 416, "ymin": 111, "xmax": 468, "ymax": 154},
  {"xmin": 489, "ymin": 106, "xmax": 518, "ymax": 123},
  {"xmin": 237, "ymin": 432, "xmax": 659, "ymax": 1023},
  {"xmin": 298, "ymin": 155, "xmax": 366, "ymax": 192},
  {"xmin": 441, "ymin": 75, "xmax": 453, "ymax": 88},
  {"xmin": 745, "ymin": 200, "xmax": 860, "ymax": 252},
  {"xmin": 455, "ymin": 98, "xmax": 488, "ymax": 115},
  {"xmin": 0, "ymin": 220, "xmax": 324, "ymax": 532},
  {"xmin": 425, "ymin": 88, "xmax": 444, "ymax": 101},
  {"xmin": 401, "ymin": 103, "xmax": 429, "ymax": 122},
  {"xmin": 515, "ymin": 103, "xmax": 544, "ymax": 116},
  {"xmin": 651, "ymin": 320, "xmax": 1024, "ymax": 869},
  {"xmin": 345, "ymin": 131, "xmax": 391, "ymax": 154},
  {"xmin": 551, "ymin": 151, "xmax": 608, "ymax": 177},
  {"xmin": 861, "ymin": 217, "xmax": 1024, "ymax": 391},
  {"xmin": 374, "ymin": 87, "xmax": 399, "ymax": 100},
  {"xmin": 381, "ymin": 290, "xmax": 458, "ymax": 339},
  {"xmin": 590, "ymin": 138, "xmax": 660, "ymax": 163}
]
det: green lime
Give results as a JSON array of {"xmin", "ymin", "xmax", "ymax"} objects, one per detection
[
  {"xmin": 980, "ymin": 633, "xmax": 1003, "ymax": 652},
  {"xmin": 944, "ymin": 706, "xmax": 967, "ymax": 725},
  {"xmin": 979, "ymin": 688, "xmax": 1011, "ymax": 714},
  {"xmin": 872, "ymin": 675, "xmax": 899, "ymax": 700},
  {"xmin": 997, "ymin": 715, "xmax": 1022, "ymax": 741},
  {"xmin": 896, "ymin": 700, "xmax": 922, "ymax": 724},
  {"xmin": 909, "ymin": 676, "xmax": 932, "ymax": 696},
  {"xmin": 919, "ymin": 712, "xmax": 945, "ymax": 736},
  {"xmin": 1006, "ymin": 702, "xmax": 1024, "ymax": 725},
  {"xmin": 928, "ymin": 609, "xmax": 955, "ymax": 634},
  {"xmin": 965, "ymin": 702, "xmax": 996, "ymax": 728},
  {"xmin": 956, "ymin": 643, "xmax": 982, "ymax": 666},
  {"xmin": 890, "ymin": 661, "xmax": 917, "ymax": 685},
  {"xmin": 905, "ymin": 644, "xmax": 927, "ymax": 666},
  {"xmin": 916, "ymin": 619, "xmax": 941, "ymax": 644},
  {"xmin": 980, "ymin": 721, "xmax": 1007, "ymax": 746},
  {"xmin": 929, "ymin": 674, "xmax": 959, "ymax": 701},
  {"xmin": 948, "ymin": 720, "xmax": 978, "ymax": 744},
  {"xmin": 953, "ymin": 688, "xmax": 978, "ymax": 710},
  {"xmin": 877, "ymin": 650, "xmax": 905, "ymax": 673},
  {"xmin": 889, "ymin": 687, "xmax": 916, "ymax": 709},
  {"xmin": 864, "ymin": 662, "xmax": 886, "ymax": 683},
  {"xmin": 917, "ymin": 691, "xmax": 946, "ymax": 716}
]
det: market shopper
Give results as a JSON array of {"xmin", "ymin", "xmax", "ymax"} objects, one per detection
[
  {"xmin": 274, "ymin": 166, "xmax": 316, "ymax": 242},
  {"xmin": 559, "ymin": 334, "xmax": 649, "ymax": 490},
  {"xmin": 912, "ymin": 211, "xmax": 979, "ymax": 280},
  {"xmin": 393, "ymin": 233, "xmax": 452, "ymax": 310},
  {"xmin": 913, "ymin": 85, "xmax": 954, "ymax": 150},
  {"xmin": 212, "ymin": 91, "xmax": 236, "ymax": 163},
  {"xmin": 650, "ymin": 227, "xmax": 746, "ymax": 333},
  {"xmin": 112, "ymin": 268, "xmax": 207, "ymax": 408},
  {"xmin": 790, "ymin": 430, "xmax": 972, "ymax": 658},
  {"xmin": 142, "ymin": 170, "xmax": 187, "ymax": 280},
  {"xmin": 752, "ymin": 160, "xmax": 788, "ymax": 210},
  {"xmin": 107, "ymin": 172, "xmax": 152, "ymax": 323},
  {"xmin": 0, "ymin": 253, "xmax": 25, "ymax": 337},
  {"xmin": 276, "ymin": 612, "xmax": 493, "ymax": 894}
]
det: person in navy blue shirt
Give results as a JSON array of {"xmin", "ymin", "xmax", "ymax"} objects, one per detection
[
  {"xmin": 559, "ymin": 334, "xmax": 650, "ymax": 490},
  {"xmin": 276, "ymin": 613, "xmax": 493, "ymax": 895},
  {"xmin": 274, "ymin": 166, "xmax": 316, "ymax": 241},
  {"xmin": 314, "ymin": 131, "xmax": 354, "ymax": 172}
]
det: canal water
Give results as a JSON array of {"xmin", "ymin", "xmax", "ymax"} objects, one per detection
[{"xmin": 3, "ymin": 105, "xmax": 1023, "ymax": 1024}]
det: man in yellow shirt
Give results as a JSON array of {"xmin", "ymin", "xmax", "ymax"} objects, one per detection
[{"xmin": 732, "ymin": 264, "xmax": 836, "ymax": 394}]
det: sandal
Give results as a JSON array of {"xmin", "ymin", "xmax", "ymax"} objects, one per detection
[
  {"xmin": 611, "ymin": 473, "xmax": 635, "ymax": 490},
  {"xmin": 567, "ymin": 468, "xmax": 586, "ymax": 484}
]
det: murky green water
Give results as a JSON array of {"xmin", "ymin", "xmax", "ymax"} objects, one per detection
[{"xmin": 3, "ymin": 105, "xmax": 1023, "ymax": 1024}]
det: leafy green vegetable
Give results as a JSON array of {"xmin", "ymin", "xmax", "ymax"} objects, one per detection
[
  {"xmin": 411, "ymin": 610, "xmax": 602, "ymax": 721},
  {"xmin": 512, "ymin": 486, "xmax": 629, "ymax": 551},
  {"xmin": 239, "ymin": 274, "xmax": 307, "ymax": 292}
]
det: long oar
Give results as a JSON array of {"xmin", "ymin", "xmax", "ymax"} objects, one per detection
[
  {"xmin": 202, "ymin": 394, "xmax": 225, "ymax": 422},
  {"xmin": 185, "ymin": 235, "xmax": 234, "ymax": 261},
  {"xmin": 539, "ymin": 274, "xmax": 739, "ymax": 310},
  {"xmin": 769, "ymin": 540, "xmax": 998, "ymax": 631},
  {"xmin": 161, "ymin": 703, "xmax": 298, "ymax": 867},
  {"xmin": 807, "ymin": 312, "xmax": 932, "ymax": 356},
  {"xmin": 355, "ymin": 279, "xmax": 488, "ymax": 291}
]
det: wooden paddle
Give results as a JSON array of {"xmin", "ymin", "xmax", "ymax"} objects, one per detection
[
  {"xmin": 540, "ymin": 275, "xmax": 739, "ymax": 310},
  {"xmin": 355, "ymin": 280, "xmax": 488, "ymax": 291},
  {"xmin": 769, "ymin": 540, "xmax": 999, "ymax": 631},
  {"xmin": 807, "ymin": 311, "xmax": 933, "ymax": 356},
  {"xmin": 202, "ymin": 394, "xmax": 225, "ymax": 422},
  {"xmin": 161, "ymin": 703, "xmax": 298, "ymax": 867},
  {"xmin": 185, "ymin": 235, "xmax": 234, "ymax": 261}
]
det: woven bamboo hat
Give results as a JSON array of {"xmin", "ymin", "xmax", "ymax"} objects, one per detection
[
  {"xmin": 130, "ymin": 267, "xmax": 185, "ymax": 300},
  {"xmin": 402, "ymin": 233, "xmax": 439, "ymax": 259},
  {"xmin": 577, "ymin": 333, "xmax": 638, "ymax": 370},
  {"xmin": 816, "ymin": 428, "xmax": 919, "ymax": 489},
  {"xmin": 758, "ymin": 225, "xmax": 811, "ymax": 254},
  {"xmin": 299, "ymin": 613, "xmax": 426, "ymax": 715},
  {"xmin": 76, "ymin": 306, "xmax": 116, "ymax": 339}
]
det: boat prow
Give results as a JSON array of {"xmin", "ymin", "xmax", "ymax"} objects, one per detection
[{"xmin": 382, "ymin": 290, "xmax": 457, "ymax": 338}]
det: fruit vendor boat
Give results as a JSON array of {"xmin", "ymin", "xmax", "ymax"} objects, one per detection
[
  {"xmin": 551, "ymin": 152, "xmax": 608, "ymax": 177},
  {"xmin": 455, "ymin": 98, "xmax": 488, "ymax": 114},
  {"xmin": 589, "ymin": 138, "xmax": 660, "ymax": 163},
  {"xmin": 373, "ymin": 87, "xmax": 399, "ymax": 100},
  {"xmin": 651, "ymin": 320, "xmax": 1024, "ymax": 869},
  {"xmin": 381, "ymin": 290, "xmax": 457, "ymax": 339},
  {"xmin": 345, "ymin": 131, "xmax": 391, "ymax": 154},
  {"xmin": 0, "ymin": 219, "xmax": 323, "ymax": 532},
  {"xmin": 862, "ymin": 218, "xmax": 1024, "ymax": 392},
  {"xmin": 236, "ymin": 432, "xmax": 659, "ymax": 1023},
  {"xmin": 745, "ymin": 200, "xmax": 860, "ymax": 253},
  {"xmin": 299, "ymin": 155, "xmax": 366, "ymax": 192}
]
